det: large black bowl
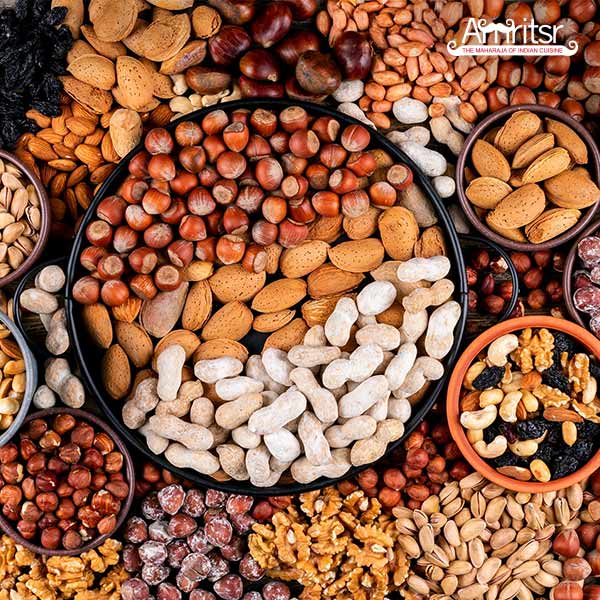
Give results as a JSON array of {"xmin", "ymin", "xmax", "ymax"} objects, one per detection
[{"xmin": 65, "ymin": 99, "xmax": 468, "ymax": 496}]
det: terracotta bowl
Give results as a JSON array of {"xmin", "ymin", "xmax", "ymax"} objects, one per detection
[
  {"xmin": 456, "ymin": 104, "xmax": 600, "ymax": 252},
  {"xmin": 447, "ymin": 316, "xmax": 600, "ymax": 493},
  {"xmin": 0, "ymin": 407, "xmax": 135, "ymax": 556},
  {"xmin": 0, "ymin": 149, "xmax": 51, "ymax": 287},
  {"xmin": 563, "ymin": 218, "xmax": 600, "ymax": 329}
]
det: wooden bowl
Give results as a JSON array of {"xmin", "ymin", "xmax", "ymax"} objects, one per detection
[{"xmin": 447, "ymin": 316, "xmax": 600, "ymax": 492}]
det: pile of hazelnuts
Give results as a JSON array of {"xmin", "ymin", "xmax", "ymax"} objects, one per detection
[
  {"xmin": 72, "ymin": 104, "xmax": 413, "ymax": 309},
  {"xmin": 0, "ymin": 413, "xmax": 130, "ymax": 551}
]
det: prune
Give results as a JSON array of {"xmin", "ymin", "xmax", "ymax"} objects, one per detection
[
  {"xmin": 188, "ymin": 527, "xmax": 215, "ymax": 554},
  {"xmin": 125, "ymin": 517, "xmax": 149, "ymax": 544},
  {"xmin": 220, "ymin": 535, "xmax": 244, "ymax": 561},
  {"xmin": 157, "ymin": 583, "xmax": 182, "ymax": 600},
  {"xmin": 205, "ymin": 516, "xmax": 233, "ymax": 547},
  {"xmin": 239, "ymin": 553, "xmax": 265, "ymax": 581},
  {"xmin": 139, "ymin": 540, "xmax": 168, "ymax": 565},
  {"xmin": 169, "ymin": 513, "xmax": 198, "ymax": 538},
  {"xmin": 181, "ymin": 552, "xmax": 212, "ymax": 581},
  {"xmin": 141, "ymin": 563, "xmax": 170, "ymax": 586},
  {"xmin": 225, "ymin": 495, "xmax": 253, "ymax": 515},
  {"xmin": 182, "ymin": 490, "xmax": 206, "ymax": 517},
  {"xmin": 205, "ymin": 489, "xmax": 228, "ymax": 507},
  {"xmin": 553, "ymin": 455, "xmax": 580, "ymax": 479},
  {"xmin": 142, "ymin": 493, "xmax": 165, "ymax": 521},
  {"xmin": 175, "ymin": 570, "xmax": 198, "ymax": 593},
  {"xmin": 213, "ymin": 574, "xmax": 243, "ymax": 600},
  {"xmin": 149, "ymin": 520, "xmax": 174, "ymax": 544},
  {"xmin": 207, "ymin": 551, "xmax": 230, "ymax": 582},
  {"xmin": 472, "ymin": 366, "xmax": 504, "ymax": 390},
  {"xmin": 190, "ymin": 592, "xmax": 217, "ymax": 600},
  {"xmin": 123, "ymin": 545, "xmax": 142, "ymax": 573},
  {"xmin": 515, "ymin": 418, "xmax": 547, "ymax": 440},
  {"xmin": 542, "ymin": 368, "xmax": 570, "ymax": 395},
  {"xmin": 262, "ymin": 582, "xmax": 291, "ymax": 600},
  {"xmin": 230, "ymin": 512, "xmax": 256, "ymax": 534},
  {"xmin": 167, "ymin": 540, "xmax": 191, "ymax": 568},
  {"xmin": 158, "ymin": 484, "xmax": 185, "ymax": 515},
  {"xmin": 122, "ymin": 578, "xmax": 150, "ymax": 600}
]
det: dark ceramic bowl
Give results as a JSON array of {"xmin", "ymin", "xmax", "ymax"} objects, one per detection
[
  {"xmin": 456, "ymin": 104, "xmax": 600, "ymax": 252},
  {"xmin": 563, "ymin": 218, "xmax": 600, "ymax": 329},
  {"xmin": 0, "ymin": 407, "xmax": 135, "ymax": 556},
  {"xmin": 65, "ymin": 98, "xmax": 468, "ymax": 496},
  {"xmin": 0, "ymin": 149, "xmax": 51, "ymax": 287}
]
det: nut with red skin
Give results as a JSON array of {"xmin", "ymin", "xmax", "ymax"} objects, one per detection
[
  {"xmin": 128, "ymin": 151, "xmax": 150, "ymax": 178},
  {"xmin": 0, "ymin": 444, "xmax": 17, "ymax": 465},
  {"xmin": 249, "ymin": 109, "xmax": 278, "ymax": 137},
  {"xmin": 17, "ymin": 520, "xmax": 37, "ymax": 540},
  {"xmin": 145, "ymin": 128, "xmax": 174, "ymax": 155},
  {"xmin": 289, "ymin": 129, "xmax": 320, "ymax": 158},
  {"xmin": 236, "ymin": 185, "xmax": 264, "ymax": 214},
  {"xmin": 341, "ymin": 190, "xmax": 369, "ymax": 218},
  {"xmin": 195, "ymin": 238, "xmax": 217, "ymax": 262},
  {"xmin": 97, "ymin": 514, "xmax": 117, "ymax": 536},
  {"xmin": 319, "ymin": 144, "xmax": 347, "ymax": 169},
  {"xmin": 70, "ymin": 423, "xmax": 95, "ymax": 449},
  {"xmin": 170, "ymin": 171, "xmax": 198, "ymax": 197},
  {"xmin": 148, "ymin": 154, "xmax": 176, "ymax": 182},
  {"xmin": 223, "ymin": 122, "xmax": 250, "ymax": 152},
  {"xmin": 204, "ymin": 134, "xmax": 227, "ymax": 163},
  {"xmin": 479, "ymin": 273, "xmax": 495, "ymax": 296},
  {"xmin": 91, "ymin": 490, "xmax": 121, "ymax": 517},
  {"xmin": 19, "ymin": 438, "xmax": 39, "ymax": 461},
  {"xmin": 97, "ymin": 196, "xmax": 126, "ymax": 226},
  {"xmin": 329, "ymin": 168, "xmax": 358, "ymax": 194},
  {"xmin": 179, "ymin": 215, "xmax": 207, "ymax": 242},
  {"xmin": 311, "ymin": 191, "xmax": 340, "ymax": 217},
  {"xmin": 80, "ymin": 246, "xmax": 108, "ymax": 272},
  {"xmin": 212, "ymin": 179, "xmax": 238, "ymax": 205},
  {"xmin": 56, "ymin": 498, "xmax": 76, "ymax": 520},
  {"xmin": 112, "ymin": 226, "xmax": 138, "ymax": 254},
  {"xmin": 482, "ymin": 295, "xmax": 505, "ymax": 315},
  {"xmin": 39, "ymin": 430, "xmax": 61, "ymax": 451},
  {"xmin": 154, "ymin": 264, "xmax": 183, "ymax": 292},
  {"xmin": 466, "ymin": 267, "xmax": 477, "ymax": 287},
  {"xmin": 255, "ymin": 157, "xmax": 284, "ymax": 191},
  {"xmin": 245, "ymin": 134, "xmax": 272, "ymax": 159},
  {"xmin": 128, "ymin": 247, "xmax": 158, "ymax": 275},
  {"xmin": 86, "ymin": 220, "xmax": 113, "ymax": 247},
  {"xmin": 527, "ymin": 288, "xmax": 548, "ymax": 309},
  {"xmin": 216, "ymin": 235, "xmax": 246, "ymax": 264},
  {"xmin": 251, "ymin": 220, "xmax": 278, "ymax": 246},
  {"xmin": 223, "ymin": 206, "xmax": 250, "ymax": 235},
  {"xmin": 68, "ymin": 465, "xmax": 92, "ymax": 490},
  {"xmin": 269, "ymin": 130, "xmax": 289, "ymax": 154},
  {"xmin": 288, "ymin": 197, "xmax": 316, "ymax": 224},
  {"xmin": 106, "ymin": 479, "xmax": 130, "ymax": 500},
  {"xmin": 175, "ymin": 121, "xmax": 202, "ymax": 147},
  {"xmin": 0, "ymin": 484, "xmax": 22, "ymax": 506},
  {"xmin": 347, "ymin": 152, "xmax": 377, "ymax": 177},
  {"xmin": 167, "ymin": 240, "xmax": 194, "ymax": 268},
  {"xmin": 471, "ymin": 250, "xmax": 490, "ymax": 270},
  {"xmin": 144, "ymin": 223, "xmax": 173, "ymax": 249},
  {"xmin": 497, "ymin": 281, "xmax": 513, "ymax": 301},
  {"xmin": 278, "ymin": 219, "xmax": 308, "ymax": 248},
  {"xmin": 91, "ymin": 472, "xmax": 108, "ymax": 491},
  {"xmin": 369, "ymin": 181, "xmax": 396, "ymax": 207},
  {"xmin": 96, "ymin": 254, "xmax": 125, "ymax": 281},
  {"xmin": 104, "ymin": 452, "xmax": 124, "ymax": 473},
  {"xmin": 131, "ymin": 274, "xmax": 158, "ymax": 301},
  {"xmin": 386, "ymin": 164, "xmax": 413, "ymax": 190},
  {"xmin": 101, "ymin": 280, "xmax": 129, "ymax": 307},
  {"xmin": 142, "ymin": 188, "xmax": 171, "ymax": 216},
  {"xmin": 202, "ymin": 110, "xmax": 230, "ymax": 135},
  {"xmin": 187, "ymin": 187, "xmax": 216, "ymax": 217},
  {"xmin": 35, "ymin": 492, "xmax": 59, "ymax": 512},
  {"xmin": 545, "ymin": 280, "xmax": 563, "ymax": 302},
  {"xmin": 58, "ymin": 443, "xmax": 82, "ymax": 465},
  {"xmin": 125, "ymin": 205, "xmax": 153, "ymax": 232},
  {"xmin": 179, "ymin": 146, "xmax": 206, "ymax": 174},
  {"xmin": 341, "ymin": 124, "xmax": 371, "ymax": 153},
  {"xmin": 216, "ymin": 151, "xmax": 247, "ymax": 179},
  {"xmin": 62, "ymin": 529, "xmax": 83, "ymax": 550},
  {"xmin": 242, "ymin": 244, "xmax": 267, "ymax": 273},
  {"xmin": 281, "ymin": 175, "xmax": 309, "ymax": 201}
]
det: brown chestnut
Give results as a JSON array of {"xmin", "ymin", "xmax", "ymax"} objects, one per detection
[
  {"xmin": 240, "ymin": 49, "xmax": 281, "ymax": 81},
  {"xmin": 334, "ymin": 32, "xmax": 373, "ymax": 80},
  {"xmin": 250, "ymin": 2, "xmax": 292, "ymax": 48},
  {"xmin": 296, "ymin": 51, "xmax": 342, "ymax": 95},
  {"xmin": 208, "ymin": 25, "xmax": 251, "ymax": 66},
  {"xmin": 275, "ymin": 31, "xmax": 320, "ymax": 66}
]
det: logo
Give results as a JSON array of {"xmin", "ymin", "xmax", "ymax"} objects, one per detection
[{"xmin": 447, "ymin": 18, "xmax": 579, "ymax": 56}]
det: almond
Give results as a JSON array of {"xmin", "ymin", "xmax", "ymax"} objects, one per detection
[
  {"xmin": 142, "ymin": 59, "xmax": 175, "ymax": 98},
  {"xmin": 116, "ymin": 56, "xmax": 155, "ymax": 112},
  {"xmin": 487, "ymin": 183, "xmax": 546, "ymax": 229},
  {"xmin": 81, "ymin": 24, "xmax": 127, "ymax": 59},
  {"xmin": 511, "ymin": 133, "xmax": 555, "ymax": 169},
  {"xmin": 66, "ymin": 116, "xmax": 98, "ymax": 137},
  {"xmin": 109, "ymin": 108, "xmax": 143, "ymax": 158},
  {"xmin": 544, "ymin": 167, "xmax": 600, "ymax": 209},
  {"xmin": 307, "ymin": 264, "xmax": 364, "ymax": 298},
  {"xmin": 301, "ymin": 295, "xmax": 347, "ymax": 327},
  {"xmin": 136, "ymin": 13, "xmax": 191, "ymax": 62},
  {"xmin": 148, "ymin": 0, "xmax": 193, "ymax": 7},
  {"xmin": 327, "ymin": 238, "xmax": 384, "ymax": 273},
  {"xmin": 112, "ymin": 297, "xmax": 142, "ymax": 322},
  {"xmin": 82, "ymin": 303, "xmax": 113, "ymax": 349},
  {"xmin": 485, "ymin": 215, "xmax": 527, "ymax": 243},
  {"xmin": 89, "ymin": 0, "xmax": 137, "ymax": 42},
  {"xmin": 115, "ymin": 321, "xmax": 153, "ymax": 368},
  {"xmin": 123, "ymin": 19, "xmax": 149, "ymax": 55},
  {"xmin": 153, "ymin": 329, "xmax": 201, "ymax": 367},
  {"xmin": 193, "ymin": 339, "xmax": 248, "ymax": 363},
  {"xmin": 471, "ymin": 139, "xmax": 511, "ymax": 181},
  {"xmin": 521, "ymin": 147, "xmax": 571, "ymax": 184},
  {"xmin": 253, "ymin": 309, "xmax": 296, "ymax": 333},
  {"xmin": 67, "ymin": 54, "xmax": 116, "ymax": 90},
  {"xmin": 494, "ymin": 110, "xmax": 542, "ymax": 155},
  {"xmin": 74, "ymin": 144, "xmax": 104, "ymax": 168},
  {"xmin": 251, "ymin": 278, "xmax": 307, "ymax": 313},
  {"xmin": 414, "ymin": 226, "xmax": 447, "ymax": 258},
  {"xmin": 343, "ymin": 206, "xmax": 380, "ymax": 240},
  {"xmin": 202, "ymin": 301, "xmax": 253, "ymax": 341},
  {"xmin": 67, "ymin": 39, "xmax": 98, "ymax": 63},
  {"xmin": 543, "ymin": 407, "xmax": 584, "ymax": 423},
  {"xmin": 378, "ymin": 206, "xmax": 419, "ymax": 260},
  {"xmin": 308, "ymin": 214, "xmax": 343, "ymax": 243},
  {"xmin": 545, "ymin": 118, "xmax": 588, "ymax": 164},
  {"xmin": 182, "ymin": 280, "xmax": 212, "ymax": 331},
  {"xmin": 102, "ymin": 344, "xmax": 131, "ymax": 399},
  {"xmin": 465, "ymin": 177, "xmax": 512, "ymax": 209},
  {"xmin": 525, "ymin": 208, "xmax": 581, "ymax": 243},
  {"xmin": 59, "ymin": 76, "xmax": 113, "ymax": 114},
  {"xmin": 279, "ymin": 240, "xmax": 329, "ymax": 278},
  {"xmin": 376, "ymin": 302, "xmax": 405, "ymax": 327},
  {"xmin": 370, "ymin": 260, "xmax": 428, "ymax": 298},
  {"xmin": 265, "ymin": 243, "xmax": 283, "ymax": 274},
  {"xmin": 263, "ymin": 318, "xmax": 309, "ymax": 352},
  {"xmin": 209, "ymin": 265, "xmax": 266, "ymax": 304},
  {"xmin": 27, "ymin": 138, "xmax": 58, "ymax": 162},
  {"xmin": 141, "ymin": 282, "xmax": 188, "ymax": 338}
]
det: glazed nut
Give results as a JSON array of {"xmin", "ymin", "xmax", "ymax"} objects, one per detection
[
  {"xmin": 93, "ymin": 432, "xmax": 115, "ymax": 455},
  {"xmin": 67, "ymin": 465, "xmax": 92, "ymax": 490}
]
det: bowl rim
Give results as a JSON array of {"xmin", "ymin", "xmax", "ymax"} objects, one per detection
[
  {"xmin": 447, "ymin": 315, "xmax": 600, "ymax": 492},
  {"xmin": 0, "ymin": 311, "xmax": 37, "ymax": 448},
  {"xmin": 455, "ymin": 104, "xmax": 600, "ymax": 252},
  {"xmin": 0, "ymin": 407, "xmax": 136, "ymax": 556},
  {"xmin": 65, "ymin": 98, "xmax": 468, "ymax": 496},
  {"xmin": 0, "ymin": 149, "xmax": 51, "ymax": 287},
  {"xmin": 562, "ymin": 218, "xmax": 600, "ymax": 329}
]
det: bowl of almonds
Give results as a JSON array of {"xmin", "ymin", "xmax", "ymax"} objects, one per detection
[
  {"xmin": 0, "ymin": 149, "xmax": 50, "ymax": 287},
  {"xmin": 447, "ymin": 316, "xmax": 600, "ymax": 492},
  {"xmin": 456, "ymin": 105, "xmax": 600, "ymax": 252}
]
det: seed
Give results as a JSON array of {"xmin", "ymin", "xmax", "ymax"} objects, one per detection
[
  {"xmin": 458, "ymin": 570, "xmax": 478, "ymax": 587},
  {"xmin": 523, "ymin": 575, "xmax": 546, "ymax": 595},
  {"xmin": 482, "ymin": 483, "xmax": 505, "ymax": 499},
  {"xmin": 397, "ymin": 533, "xmax": 421, "ymax": 558},
  {"xmin": 443, "ymin": 497, "xmax": 465, "ymax": 518},
  {"xmin": 440, "ymin": 483, "xmax": 460, "ymax": 505},
  {"xmin": 490, "ymin": 528, "xmax": 516, "ymax": 550},
  {"xmin": 507, "ymin": 497, "xmax": 525, "ymax": 520},
  {"xmin": 393, "ymin": 506, "xmax": 413, "ymax": 520},
  {"xmin": 477, "ymin": 557, "xmax": 502, "ymax": 584},
  {"xmin": 532, "ymin": 570, "xmax": 558, "ymax": 588},
  {"xmin": 513, "ymin": 560, "xmax": 540, "ymax": 579},
  {"xmin": 468, "ymin": 538, "xmax": 486, "ymax": 568},
  {"xmin": 492, "ymin": 541, "xmax": 518, "ymax": 559},
  {"xmin": 516, "ymin": 528, "xmax": 536, "ymax": 545},
  {"xmin": 541, "ymin": 559, "xmax": 562, "ymax": 577},
  {"xmin": 441, "ymin": 575, "xmax": 458, "ymax": 595},
  {"xmin": 460, "ymin": 472, "xmax": 485, "ymax": 490},
  {"xmin": 491, "ymin": 564, "xmax": 512, "ymax": 587},
  {"xmin": 535, "ymin": 524, "xmax": 555, "ymax": 541},
  {"xmin": 515, "ymin": 493, "xmax": 531, "ymax": 505},
  {"xmin": 430, "ymin": 512, "xmax": 448, "ymax": 532},
  {"xmin": 421, "ymin": 495, "xmax": 441, "ymax": 515},
  {"xmin": 553, "ymin": 497, "xmax": 570, "ymax": 526},
  {"xmin": 447, "ymin": 559, "xmax": 473, "ymax": 576},
  {"xmin": 460, "ymin": 518, "xmax": 487, "ymax": 542},
  {"xmin": 524, "ymin": 504, "xmax": 545, "ymax": 530},
  {"xmin": 487, "ymin": 583, "xmax": 500, "ymax": 600},
  {"xmin": 566, "ymin": 484, "xmax": 583, "ymax": 512},
  {"xmin": 425, "ymin": 564, "xmax": 444, "ymax": 581},
  {"xmin": 456, "ymin": 542, "xmax": 469, "ymax": 561},
  {"xmin": 407, "ymin": 574, "xmax": 430, "ymax": 595},
  {"xmin": 498, "ymin": 579, "xmax": 521, "ymax": 600},
  {"xmin": 414, "ymin": 509, "xmax": 429, "ymax": 529}
]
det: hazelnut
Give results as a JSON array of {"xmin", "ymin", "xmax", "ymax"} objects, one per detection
[
  {"xmin": 0, "ymin": 444, "xmax": 18, "ymax": 464},
  {"xmin": 563, "ymin": 557, "xmax": 592, "ymax": 580},
  {"xmin": 578, "ymin": 524, "xmax": 600, "ymax": 549},
  {"xmin": 0, "ymin": 463, "xmax": 23, "ymax": 484},
  {"xmin": 68, "ymin": 466, "xmax": 92, "ymax": 490},
  {"xmin": 467, "ymin": 290, "xmax": 478, "ymax": 311},
  {"xmin": 78, "ymin": 506, "xmax": 102, "ymax": 528},
  {"xmin": 470, "ymin": 250, "xmax": 490, "ymax": 270},
  {"xmin": 545, "ymin": 280, "xmax": 563, "ymax": 302},
  {"xmin": 58, "ymin": 443, "xmax": 82, "ymax": 465},
  {"xmin": 20, "ymin": 501, "xmax": 42, "ymax": 522},
  {"xmin": 40, "ymin": 527, "xmax": 61, "ymax": 549},
  {"xmin": 26, "ymin": 452, "xmax": 46, "ymax": 475},
  {"xmin": 482, "ymin": 294, "xmax": 505, "ymax": 315},
  {"xmin": 82, "ymin": 448, "xmax": 105, "ymax": 470},
  {"xmin": 70, "ymin": 423, "xmax": 95, "ymax": 449},
  {"xmin": 554, "ymin": 582, "xmax": 583, "ymax": 600},
  {"xmin": 106, "ymin": 480, "xmax": 130, "ymax": 500},
  {"xmin": 91, "ymin": 472, "xmax": 108, "ymax": 491},
  {"xmin": 497, "ymin": 281, "xmax": 513, "ymax": 302},
  {"xmin": 35, "ymin": 471, "xmax": 58, "ymax": 493},
  {"xmin": 406, "ymin": 448, "xmax": 429, "ymax": 469},
  {"xmin": 553, "ymin": 529, "xmax": 581, "ymax": 558},
  {"xmin": 466, "ymin": 267, "xmax": 477, "ymax": 287},
  {"xmin": 523, "ymin": 267, "xmax": 543, "ymax": 289},
  {"xmin": 97, "ymin": 514, "xmax": 117, "ymax": 536},
  {"xmin": 72, "ymin": 488, "xmax": 91, "ymax": 507},
  {"xmin": 509, "ymin": 252, "xmax": 532, "ymax": 274},
  {"xmin": 92, "ymin": 490, "xmax": 120, "ymax": 516},
  {"xmin": 62, "ymin": 529, "xmax": 83, "ymax": 551},
  {"xmin": 479, "ymin": 273, "xmax": 495, "ymax": 296},
  {"xmin": 0, "ymin": 484, "xmax": 22, "ymax": 506},
  {"xmin": 21, "ymin": 477, "xmax": 36, "ymax": 500},
  {"xmin": 35, "ymin": 492, "xmax": 59, "ymax": 513},
  {"xmin": 56, "ymin": 498, "xmax": 76, "ymax": 520},
  {"xmin": 38, "ymin": 513, "xmax": 58, "ymax": 530},
  {"xmin": 25, "ymin": 419, "xmax": 47, "ymax": 440},
  {"xmin": 56, "ymin": 482, "xmax": 75, "ymax": 498},
  {"xmin": 17, "ymin": 519, "xmax": 37, "ymax": 540},
  {"xmin": 19, "ymin": 439, "xmax": 38, "ymax": 461},
  {"xmin": 527, "ymin": 289, "xmax": 547, "ymax": 310},
  {"xmin": 47, "ymin": 456, "xmax": 69, "ymax": 475}
]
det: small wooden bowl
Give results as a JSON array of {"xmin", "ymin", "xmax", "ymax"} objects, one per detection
[
  {"xmin": 447, "ymin": 316, "xmax": 600, "ymax": 492},
  {"xmin": 0, "ymin": 149, "xmax": 51, "ymax": 287},
  {"xmin": 456, "ymin": 104, "xmax": 600, "ymax": 252}
]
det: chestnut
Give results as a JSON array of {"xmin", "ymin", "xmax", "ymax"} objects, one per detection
[
  {"xmin": 250, "ymin": 2, "xmax": 292, "ymax": 48},
  {"xmin": 284, "ymin": 0, "xmax": 317, "ymax": 19},
  {"xmin": 240, "ymin": 49, "xmax": 281, "ymax": 81},
  {"xmin": 208, "ymin": 26, "xmax": 251, "ymax": 66},
  {"xmin": 334, "ymin": 32, "xmax": 373, "ymax": 80},
  {"xmin": 275, "ymin": 30, "xmax": 320, "ymax": 66},
  {"xmin": 239, "ymin": 76, "xmax": 284, "ymax": 98},
  {"xmin": 207, "ymin": 0, "xmax": 255, "ymax": 25},
  {"xmin": 296, "ymin": 51, "xmax": 342, "ymax": 95},
  {"xmin": 186, "ymin": 66, "xmax": 232, "ymax": 95}
]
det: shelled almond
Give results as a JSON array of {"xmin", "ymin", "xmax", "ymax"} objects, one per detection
[{"xmin": 464, "ymin": 110, "xmax": 600, "ymax": 245}]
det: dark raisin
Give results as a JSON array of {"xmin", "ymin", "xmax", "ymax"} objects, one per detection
[
  {"xmin": 472, "ymin": 366, "xmax": 504, "ymax": 390},
  {"xmin": 531, "ymin": 444, "xmax": 555, "ymax": 466},
  {"xmin": 490, "ymin": 452, "xmax": 521, "ymax": 468},
  {"xmin": 553, "ymin": 455, "xmax": 580, "ymax": 479},
  {"xmin": 589, "ymin": 362, "xmax": 600, "ymax": 381},
  {"xmin": 514, "ymin": 418, "xmax": 547, "ymax": 440},
  {"xmin": 498, "ymin": 422, "xmax": 518, "ymax": 444},
  {"xmin": 483, "ymin": 421, "xmax": 501, "ymax": 444},
  {"xmin": 541, "ymin": 368, "xmax": 570, "ymax": 395},
  {"xmin": 553, "ymin": 332, "xmax": 577, "ymax": 357}
]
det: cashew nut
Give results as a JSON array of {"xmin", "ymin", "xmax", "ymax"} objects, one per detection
[
  {"xmin": 473, "ymin": 435, "xmax": 507, "ymax": 458},
  {"xmin": 487, "ymin": 334, "xmax": 519, "ymax": 367},
  {"xmin": 460, "ymin": 405, "xmax": 497, "ymax": 430},
  {"xmin": 479, "ymin": 389, "xmax": 504, "ymax": 407},
  {"xmin": 499, "ymin": 391, "xmax": 522, "ymax": 423},
  {"xmin": 463, "ymin": 361, "xmax": 486, "ymax": 390}
]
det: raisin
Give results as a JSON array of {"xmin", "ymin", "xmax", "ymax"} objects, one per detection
[
  {"xmin": 531, "ymin": 444, "xmax": 555, "ymax": 466},
  {"xmin": 553, "ymin": 332, "xmax": 577, "ymax": 356},
  {"xmin": 483, "ymin": 421, "xmax": 501, "ymax": 444},
  {"xmin": 125, "ymin": 516, "xmax": 148, "ymax": 544},
  {"xmin": 141, "ymin": 563, "xmax": 170, "ymax": 586},
  {"xmin": 157, "ymin": 583, "xmax": 182, "ymax": 600},
  {"xmin": 590, "ymin": 362, "xmax": 600, "ymax": 381},
  {"xmin": 472, "ymin": 366, "xmax": 504, "ymax": 390},
  {"xmin": 121, "ymin": 578, "xmax": 150, "ymax": 600},
  {"xmin": 498, "ymin": 422, "xmax": 517, "ymax": 444},
  {"xmin": 515, "ymin": 419, "xmax": 547, "ymax": 440},
  {"xmin": 553, "ymin": 455, "xmax": 580, "ymax": 479},
  {"xmin": 167, "ymin": 540, "xmax": 191, "ymax": 568},
  {"xmin": 225, "ymin": 495, "xmax": 253, "ymax": 515},
  {"xmin": 139, "ymin": 540, "xmax": 168, "ymax": 566},
  {"xmin": 158, "ymin": 484, "xmax": 185, "ymax": 515},
  {"xmin": 205, "ymin": 516, "xmax": 233, "ymax": 547},
  {"xmin": 569, "ymin": 439, "xmax": 595, "ymax": 463},
  {"xmin": 168, "ymin": 513, "xmax": 198, "ymax": 538},
  {"xmin": 491, "ymin": 452, "xmax": 521, "ymax": 469},
  {"xmin": 262, "ymin": 582, "xmax": 291, "ymax": 600},
  {"xmin": 542, "ymin": 368, "xmax": 570, "ymax": 395},
  {"xmin": 148, "ymin": 520, "xmax": 173, "ymax": 544},
  {"xmin": 205, "ymin": 489, "xmax": 228, "ymax": 508},
  {"xmin": 239, "ymin": 553, "xmax": 265, "ymax": 582},
  {"xmin": 183, "ymin": 490, "xmax": 206, "ymax": 517},
  {"xmin": 213, "ymin": 574, "xmax": 243, "ymax": 600}
]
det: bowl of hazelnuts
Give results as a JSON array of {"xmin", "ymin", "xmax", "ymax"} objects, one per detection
[{"xmin": 0, "ymin": 408, "xmax": 135, "ymax": 555}]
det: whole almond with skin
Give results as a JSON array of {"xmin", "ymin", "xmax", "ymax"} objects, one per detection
[
  {"xmin": 545, "ymin": 118, "xmax": 588, "ymax": 164},
  {"xmin": 543, "ymin": 407, "xmax": 583, "ymax": 422},
  {"xmin": 301, "ymin": 295, "xmax": 347, "ymax": 326},
  {"xmin": 209, "ymin": 265, "xmax": 266, "ymax": 303},
  {"xmin": 89, "ymin": 0, "xmax": 137, "ymax": 42},
  {"xmin": 343, "ymin": 206, "xmax": 380, "ymax": 240},
  {"xmin": 376, "ymin": 302, "xmax": 404, "ymax": 327},
  {"xmin": 109, "ymin": 108, "xmax": 143, "ymax": 158},
  {"xmin": 102, "ymin": 344, "xmax": 131, "ymax": 399},
  {"xmin": 280, "ymin": 240, "xmax": 329, "ymax": 278},
  {"xmin": 67, "ymin": 54, "xmax": 116, "ymax": 90},
  {"xmin": 201, "ymin": 301, "xmax": 253, "ymax": 341},
  {"xmin": 116, "ymin": 56, "xmax": 155, "ymax": 111},
  {"xmin": 141, "ymin": 282, "xmax": 188, "ymax": 338},
  {"xmin": 68, "ymin": 40, "xmax": 98, "ymax": 63},
  {"xmin": 512, "ymin": 133, "xmax": 555, "ymax": 169},
  {"xmin": 525, "ymin": 208, "xmax": 581, "ymax": 243},
  {"xmin": 466, "ymin": 177, "xmax": 512, "ymax": 209},
  {"xmin": 251, "ymin": 279, "xmax": 307, "ymax": 313},
  {"xmin": 193, "ymin": 339, "xmax": 248, "ymax": 363},
  {"xmin": 485, "ymin": 220, "xmax": 528, "ymax": 243},
  {"xmin": 59, "ymin": 76, "xmax": 113, "ymax": 114},
  {"xmin": 182, "ymin": 280, "xmax": 212, "ymax": 331},
  {"xmin": 494, "ymin": 110, "xmax": 542, "ymax": 155},
  {"xmin": 123, "ymin": 19, "xmax": 148, "ymax": 55},
  {"xmin": 27, "ymin": 138, "xmax": 58, "ymax": 161},
  {"xmin": 327, "ymin": 238, "xmax": 384, "ymax": 273},
  {"xmin": 263, "ymin": 318, "xmax": 309, "ymax": 352},
  {"xmin": 521, "ymin": 147, "xmax": 571, "ymax": 184},
  {"xmin": 307, "ymin": 264, "xmax": 365, "ymax": 299},
  {"xmin": 378, "ymin": 207, "xmax": 419, "ymax": 260},
  {"xmin": 471, "ymin": 139, "xmax": 511, "ymax": 181},
  {"xmin": 81, "ymin": 25, "xmax": 127, "ymax": 59},
  {"xmin": 414, "ymin": 226, "xmax": 447, "ymax": 258},
  {"xmin": 544, "ymin": 167, "xmax": 600, "ymax": 209},
  {"xmin": 82, "ymin": 303, "xmax": 113, "ymax": 349},
  {"xmin": 114, "ymin": 321, "xmax": 153, "ymax": 368},
  {"xmin": 147, "ymin": 0, "xmax": 193, "ymax": 7},
  {"xmin": 136, "ymin": 13, "xmax": 191, "ymax": 62},
  {"xmin": 371, "ymin": 260, "xmax": 430, "ymax": 297},
  {"xmin": 253, "ymin": 309, "xmax": 296, "ymax": 333},
  {"xmin": 487, "ymin": 184, "xmax": 546, "ymax": 229},
  {"xmin": 308, "ymin": 214, "xmax": 343, "ymax": 243}
]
